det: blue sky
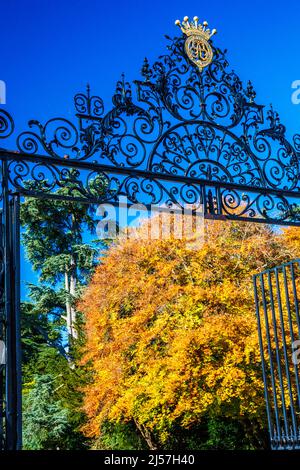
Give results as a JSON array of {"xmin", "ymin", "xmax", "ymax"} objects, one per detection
[
  {"xmin": 2, "ymin": 0, "xmax": 300, "ymax": 295},
  {"xmin": 2, "ymin": 0, "xmax": 300, "ymax": 139}
]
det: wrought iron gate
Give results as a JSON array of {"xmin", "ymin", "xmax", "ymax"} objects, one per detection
[
  {"xmin": 1, "ymin": 15, "xmax": 300, "ymax": 450},
  {"xmin": 254, "ymin": 260, "xmax": 300, "ymax": 449}
]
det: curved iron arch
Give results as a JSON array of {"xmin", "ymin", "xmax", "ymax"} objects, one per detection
[{"xmin": 146, "ymin": 119, "xmax": 267, "ymax": 186}]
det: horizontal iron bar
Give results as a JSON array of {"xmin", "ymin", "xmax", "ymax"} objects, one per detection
[
  {"xmin": 14, "ymin": 191, "xmax": 203, "ymax": 214},
  {"xmin": 2, "ymin": 150, "xmax": 300, "ymax": 200},
  {"xmin": 253, "ymin": 259, "xmax": 300, "ymax": 278},
  {"xmin": 11, "ymin": 189, "xmax": 300, "ymax": 226}
]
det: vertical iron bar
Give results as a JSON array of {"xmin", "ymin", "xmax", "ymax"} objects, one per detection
[
  {"xmin": 282, "ymin": 265, "xmax": 299, "ymax": 439},
  {"xmin": 2, "ymin": 158, "xmax": 14, "ymax": 450},
  {"xmin": 253, "ymin": 275, "xmax": 273, "ymax": 444},
  {"xmin": 259, "ymin": 272, "xmax": 282, "ymax": 440},
  {"xmin": 290, "ymin": 262, "xmax": 300, "ymax": 414},
  {"xmin": 2, "ymin": 159, "xmax": 21, "ymax": 450},
  {"xmin": 0, "ymin": 208, "xmax": 4, "ymax": 451},
  {"xmin": 267, "ymin": 270, "xmax": 287, "ymax": 441},
  {"xmin": 274, "ymin": 267, "xmax": 296, "ymax": 443},
  {"xmin": 202, "ymin": 187, "xmax": 207, "ymax": 216},
  {"xmin": 207, "ymin": 189, "xmax": 214, "ymax": 214},
  {"xmin": 290, "ymin": 262, "xmax": 300, "ymax": 338},
  {"xmin": 216, "ymin": 186, "xmax": 222, "ymax": 215},
  {"xmin": 11, "ymin": 195, "xmax": 21, "ymax": 450}
]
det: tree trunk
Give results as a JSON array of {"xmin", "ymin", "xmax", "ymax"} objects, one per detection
[
  {"xmin": 70, "ymin": 254, "xmax": 78, "ymax": 340},
  {"xmin": 64, "ymin": 268, "xmax": 72, "ymax": 340},
  {"xmin": 134, "ymin": 419, "xmax": 158, "ymax": 450},
  {"xmin": 64, "ymin": 258, "xmax": 78, "ymax": 364}
]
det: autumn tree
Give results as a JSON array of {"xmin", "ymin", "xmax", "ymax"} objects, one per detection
[{"xmin": 79, "ymin": 219, "xmax": 297, "ymax": 449}]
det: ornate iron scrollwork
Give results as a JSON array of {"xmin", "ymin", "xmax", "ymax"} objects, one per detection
[
  {"xmin": 0, "ymin": 110, "xmax": 14, "ymax": 140},
  {"xmin": 0, "ymin": 29, "xmax": 300, "ymax": 224}
]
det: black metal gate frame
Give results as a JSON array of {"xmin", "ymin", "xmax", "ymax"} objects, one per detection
[
  {"xmin": 254, "ymin": 260, "xmax": 300, "ymax": 449},
  {"xmin": 1, "ymin": 32, "xmax": 300, "ymax": 450}
]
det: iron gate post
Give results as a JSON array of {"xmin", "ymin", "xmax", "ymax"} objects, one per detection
[
  {"xmin": 1, "ymin": 158, "xmax": 21, "ymax": 450},
  {"xmin": 11, "ymin": 195, "xmax": 21, "ymax": 450},
  {"xmin": 0, "ymin": 207, "xmax": 4, "ymax": 450}
]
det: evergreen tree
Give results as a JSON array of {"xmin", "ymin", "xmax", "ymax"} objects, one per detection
[
  {"xmin": 23, "ymin": 374, "xmax": 70, "ymax": 450},
  {"xmin": 20, "ymin": 176, "xmax": 106, "ymax": 355},
  {"xmin": 23, "ymin": 346, "xmax": 91, "ymax": 450}
]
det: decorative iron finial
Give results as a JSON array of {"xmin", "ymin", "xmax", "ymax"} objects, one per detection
[
  {"xmin": 267, "ymin": 104, "xmax": 286, "ymax": 139},
  {"xmin": 74, "ymin": 85, "xmax": 104, "ymax": 122},
  {"xmin": 246, "ymin": 80, "xmax": 256, "ymax": 103},
  {"xmin": 113, "ymin": 74, "xmax": 132, "ymax": 107},
  {"xmin": 86, "ymin": 83, "xmax": 91, "ymax": 100},
  {"xmin": 141, "ymin": 57, "xmax": 152, "ymax": 82},
  {"xmin": 175, "ymin": 16, "xmax": 217, "ymax": 72}
]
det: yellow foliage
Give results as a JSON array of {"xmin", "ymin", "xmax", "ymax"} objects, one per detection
[{"xmin": 79, "ymin": 219, "xmax": 298, "ymax": 443}]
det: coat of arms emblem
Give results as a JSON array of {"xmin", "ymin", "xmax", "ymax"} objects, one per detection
[{"xmin": 175, "ymin": 16, "xmax": 217, "ymax": 72}]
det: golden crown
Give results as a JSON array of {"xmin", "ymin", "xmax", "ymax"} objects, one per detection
[{"xmin": 175, "ymin": 16, "xmax": 217, "ymax": 40}]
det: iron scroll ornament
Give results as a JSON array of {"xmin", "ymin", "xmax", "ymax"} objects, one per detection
[{"xmin": 1, "ymin": 26, "xmax": 300, "ymax": 224}]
